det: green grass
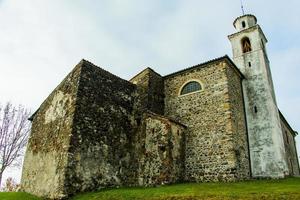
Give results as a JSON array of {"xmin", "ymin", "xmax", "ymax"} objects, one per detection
[
  {"xmin": 0, "ymin": 192, "xmax": 40, "ymax": 200},
  {"xmin": 72, "ymin": 178, "xmax": 300, "ymax": 200},
  {"xmin": 1, "ymin": 178, "xmax": 300, "ymax": 200}
]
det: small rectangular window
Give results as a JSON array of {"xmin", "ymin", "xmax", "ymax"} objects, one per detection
[
  {"xmin": 242, "ymin": 21, "xmax": 246, "ymax": 28},
  {"xmin": 248, "ymin": 62, "xmax": 251, "ymax": 67},
  {"xmin": 254, "ymin": 106, "xmax": 258, "ymax": 113}
]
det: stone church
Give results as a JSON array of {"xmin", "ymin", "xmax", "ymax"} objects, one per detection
[{"xmin": 22, "ymin": 14, "xmax": 299, "ymax": 199}]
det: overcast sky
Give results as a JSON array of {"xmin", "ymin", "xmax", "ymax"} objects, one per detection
[{"xmin": 1, "ymin": 0, "xmax": 299, "ymax": 183}]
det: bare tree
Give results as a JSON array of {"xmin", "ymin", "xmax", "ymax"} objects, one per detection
[
  {"xmin": 2, "ymin": 177, "xmax": 20, "ymax": 192},
  {"xmin": 0, "ymin": 102, "xmax": 31, "ymax": 186}
]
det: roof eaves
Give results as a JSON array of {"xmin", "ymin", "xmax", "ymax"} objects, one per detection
[
  {"xmin": 28, "ymin": 109, "xmax": 39, "ymax": 121},
  {"xmin": 145, "ymin": 111, "xmax": 187, "ymax": 128},
  {"xmin": 129, "ymin": 67, "xmax": 162, "ymax": 82},
  {"xmin": 29, "ymin": 59, "xmax": 134, "ymax": 122},
  {"xmin": 233, "ymin": 14, "xmax": 257, "ymax": 28},
  {"xmin": 82, "ymin": 59, "xmax": 134, "ymax": 85},
  {"xmin": 223, "ymin": 55, "xmax": 245, "ymax": 79},
  {"xmin": 278, "ymin": 109, "xmax": 297, "ymax": 136},
  {"xmin": 228, "ymin": 25, "xmax": 268, "ymax": 43},
  {"xmin": 163, "ymin": 55, "xmax": 245, "ymax": 80},
  {"xmin": 164, "ymin": 56, "xmax": 229, "ymax": 79}
]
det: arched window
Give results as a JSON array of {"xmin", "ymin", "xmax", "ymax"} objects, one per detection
[
  {"xmin": 241, "ymin": 37, "xmax": 252, "ymax": 53},
  {"xmin": 180, "ymin": 81, "xmax": 202, "ymax": 95}
]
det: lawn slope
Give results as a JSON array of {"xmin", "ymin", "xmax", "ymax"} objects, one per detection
[
  {"xmin": 0, "ymin": 192, "xmax": 40, "ymax": 200},
  {"xmin": 72, "ymin": 178, "xmax": 300, "ymax": 200},
  {"xmin": 0, "ymin": 178, "xmax": 299, "ymax": 200}
]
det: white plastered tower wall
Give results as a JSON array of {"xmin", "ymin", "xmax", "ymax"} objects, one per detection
[{"xmin": 228, "ymin": 14, "xmax": 289, "ymax": 178}]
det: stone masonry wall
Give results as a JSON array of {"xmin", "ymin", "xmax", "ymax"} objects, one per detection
[
  {"xmin": 130, "ymin": 68, "xmax": 164, "ymax": 115},
  {"xmin": 22, "ymin": 60, "xmax": 186, "ymax": 199},
  {"xmin": 63, "ymin": 61, "xmax": 137, "ymax": 196},
  {"xmin": 23, "ymin": 57, "xmax": 252, "ymax": 199},
  {"xmin": 225, "ymin": 64, "xmax": 250, "ymax": 179},
  {"xmin": 164, "ymin": 59, "xmax": 249, "ymax": 182},
  {"xmin": 21, "ymin": 62, "xmax": 83, "ymax": 199},
  {"xmin": 148, "ymin": 70, "xmax": 165, "ymax": 115},
  {"xmin": 22, "ymin": 60, "xmax": 184, "ymax": 199},
  {"xmin": 135, "ymin": 112, "xmax": 186, "ymax": 186},
  {"xmin": 280, "ymin": 114, "xmax": 300, "ymax": 176}
]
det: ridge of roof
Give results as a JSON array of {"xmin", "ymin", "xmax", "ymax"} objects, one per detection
[
  {"xmin": 278, "ymin": 109, "xmax": 297, "ymax": 136},
  {"xmin": 29, "ymin": 59, "xmax": 134, "ymax": 121},
  {"xmin": 81, "ymin": 59, "xmax": 133, "ymax": 85},
  {"xmin": 129, "ymin": 67, "xmax": 162, "ymax": 82},
  {"xmin": 29, "ymin": 56, "xmax": 244, "ymax": 121},
  {"xmin": 29, "ymin": 59, "xmax": 86, "ymax": 121},
  {"xmin": 163, "ymin": 55, "xmax": 244, "ymax": 79},
  {"xmin": 144, "ymin": 111, "xmax": 187, "ymax": 128}
]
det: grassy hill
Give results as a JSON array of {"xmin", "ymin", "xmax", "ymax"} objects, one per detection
[
  {"xmin": 0, "ymin": 192, "xmax": 40, "ymax": 200},
  {"xmin": 0, "ymin": 178, "xmax": 299, "ymax": 200}
]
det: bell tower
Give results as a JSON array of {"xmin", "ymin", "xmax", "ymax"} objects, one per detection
[{"xmin": 228, "ymin": 14, "xmax": 288, "ymax": 178}]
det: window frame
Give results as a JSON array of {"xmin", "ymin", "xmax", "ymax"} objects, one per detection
[
  {"xmin": 241, "ymin": 37, "xmax": 252, "ymax": 53},
  {"xmin": 178, "ymin": 79, "xmax": 204, "ymax": 96}
]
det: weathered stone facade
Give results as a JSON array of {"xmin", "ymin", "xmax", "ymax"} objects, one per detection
[
  {"xmin": 135, "ymin": 112, "xmax": 186, "ymax": 186},
  {"xmin": 164, "ymin": 59, "xmax": 250, "ymax": 182},
  {"xmin": 63, "ymin": 61, "xmax": 137, "ymax": 196},
  {"xmin": 130, "ymin": 68, "xmax": 165, "ymax": 115},
  {"xmin": 279, "ymin": 112, "xmax": 300, "ymax": 176},
  {"xmin": 22, "ymin": 60, "xmax": 186, "ymax": 199},
  {"xmin": 22, "ymin": 63, "xmax": 82, "ymax": 199},
  {"xmin": 22, "ymin": 14, "xmax": 299, "ymax": 199}
]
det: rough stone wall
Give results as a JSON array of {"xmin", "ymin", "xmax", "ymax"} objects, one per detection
[
  {"xmin": 280, "ymin": 114, "xmax": 300, "ymax": 176},
  {"xmin": 225, "ymin": 64, "xmax": 250, "ymax": 179},
  {"xmin": 135, "ymin": 112, "xmax": 186, "ymax": 186},
  {"xmin": 21, "ymin": 63, "xmax": 82, "ymax": 199},
  {"xmin": 59, "ymin": 61, "xmax": 185, "ymax": 196},
  {"xmin": 130, "ymin": 68, "xmax": 164, "ymax": 115},
  {"xmin": 22, "ymin": 60, "xmax": 186, "ymax": 199},
  {"xmin": 164, "ymin": 59, "xmax": 249, "ymax": 182},
  {"xmin": 63, "ymin": 61, "xmax": 137, "ymax": 196}
]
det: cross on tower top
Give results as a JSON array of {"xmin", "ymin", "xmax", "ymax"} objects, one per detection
[{"xmin": 240, "ymin": 0, "xmax": 245, "ymax": 15}]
